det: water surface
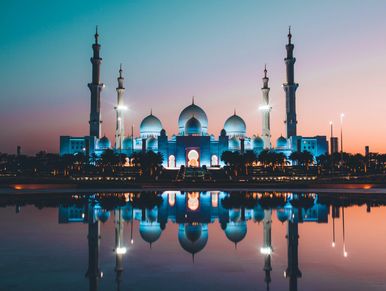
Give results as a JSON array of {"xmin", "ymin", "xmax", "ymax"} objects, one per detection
[{"xmin": 0, "ymin": 191, "xmax": 385, "ymax": 291}]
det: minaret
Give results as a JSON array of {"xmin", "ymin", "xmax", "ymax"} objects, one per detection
[
  {"xmin": 88, "ymin": 26, "xmax": 104, "ymax": 138},
  {"xmin": 261, "ymin": 65, "xmax": 272, "ymax": 149},
  {"xmin": 115, "ymin": 64, "xmax": 126, "ymax": 150},
  {"xmin": 283, "ymin": 26, "xmax": 299, "ymax": 138}
]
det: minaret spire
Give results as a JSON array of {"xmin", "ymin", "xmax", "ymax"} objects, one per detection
[
  {"xmin": 261, "ymin": 65, "xmax": 271, "ymax": 149},
  {"xmin": 288, "ymin": 25, "xmax": 292, "ymax": 44},
  {"xmin": 115, "ymin": 64, "xmax": 126, "ymax": 150},
  {"xmin": 88, "ymin": 27, "xmax": 104, "ymax": 138},
  {"xmin": 283, "ymin": 26, "xmax": 299, "ymax": 138},
  {"xmin": 95, "ymin": 25, "xmax": 99, "ymax": 44}
]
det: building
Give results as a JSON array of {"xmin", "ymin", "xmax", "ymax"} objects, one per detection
[{"xmin": 59, "ymin": 27, "xmax": 327, "ymax": 166}]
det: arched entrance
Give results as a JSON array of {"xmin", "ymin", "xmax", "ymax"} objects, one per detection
[
  {"xmin": 187, "ymin": 149, "xmax": 200, "ymax": 167},
  {"xmin": 168, "ymin": 155, "xmax": 176, "ymax": 168},
  {"xmin": 211, "ymin": 155, "xmax": 218, "ymax": 166}
]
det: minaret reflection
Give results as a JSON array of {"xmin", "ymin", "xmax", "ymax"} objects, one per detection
[
  {"xmin": 114, "ymin": 207, "xmax": 126, "ymax": 291},
  {"xmin": 342, "ymin": 206, "xmax": 348, "ymax": 258},
  {"xmin": 261, "ymin": 209, "xmax": 272, "ymax": 291},
  {"xmin": 85, "ymin": 196, "xmax": 102, "ymax": 291},
  {"xmin": 331, "ymin": 205, "xmax": 340, "ymax": 248},
  {"xmin": 284, "ymin": 206, "xmax": 301, "ymax": 291}
]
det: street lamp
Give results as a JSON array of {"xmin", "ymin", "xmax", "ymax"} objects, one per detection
[{"xmin": 340, "ymin": 113, "xmax": 344, "ymax": 164}]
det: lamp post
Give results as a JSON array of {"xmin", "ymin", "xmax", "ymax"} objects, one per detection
[
  {"xmin": 329, "ymin": 121, "xmax": 334, "ymax": 174},
  {"xmin": 340, "ymin": 113, "xmax": 344, "ymax": 164}
]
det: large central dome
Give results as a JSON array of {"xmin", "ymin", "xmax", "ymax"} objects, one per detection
[{"xmin": 178, "ymin": 99, "xmax": 208, "ymax": 135}]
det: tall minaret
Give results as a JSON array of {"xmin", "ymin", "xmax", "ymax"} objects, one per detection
[
  {"xmin": 88, "ymin": 26, "xmax": 104, "ymax": 138},
  {"xmin": 261, "ymin": 65, "xmax": 272, "ymax": 149},
  {"xmin": 283, "ymin": 26, "xmax": 299, "ymax": 138},
  {"xmin": 115, "ymin": 64, "xmax": 126, "ymax": 150}
]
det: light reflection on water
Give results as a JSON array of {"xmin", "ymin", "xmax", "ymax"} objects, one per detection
[{"xmin": 0, "ymin": 191, "xmax": 386, "ymax": 291}]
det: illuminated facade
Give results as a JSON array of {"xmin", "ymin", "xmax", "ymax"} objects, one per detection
[{"xmin": 59, "ymin": 28, "xmax": 328, "ymax": 165}]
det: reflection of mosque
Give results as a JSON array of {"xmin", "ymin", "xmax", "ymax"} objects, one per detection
[{"xmin": 59, "ymin": 192, "xmax": 333, "ymax": 291}]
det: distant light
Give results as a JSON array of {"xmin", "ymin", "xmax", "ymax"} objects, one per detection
[
  {"xmin": 332, "ymin": 242, "xmax": 335, "ymax": 248},
  {"xmin": 130, "ymin": 239, "xmax": 134, "ymax": 245},
  {"xmin": 329, "ymin": 121, "xmax": 333, "ymax": 125},
  {"xmin": 82, "ymin": 147, "xmax": 86, "ymax": 151},
  {"xmin": 116, "ymin": 247, "xmax": 127, "ymax": 254},
  {"xmin": 259, "ymin": 105, "xmax": 271, "ymax": 111},
  {"xmin": 260, "ymin": 247, "xmax": 272, "ymax": 255},
  {"xmin": 117, "ymin": 105, "xmax": 128, "ymax": 111},
  {"xmin": 81, "ymin": 213, "xmax": 85, "ymax": 219},
  {"xmin": 343, "ymin": 251, "xmax": 348, "ymax": 257}
]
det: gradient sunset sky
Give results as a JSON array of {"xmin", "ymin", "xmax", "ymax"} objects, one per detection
[{"xmin": 1, "ymin": 0, "xmax": 386, "ymax": 154}]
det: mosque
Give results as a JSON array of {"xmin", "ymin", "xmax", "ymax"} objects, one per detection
[{"xmin": 60, "ymin": 27, "xmax": 327, "ymax": 167}]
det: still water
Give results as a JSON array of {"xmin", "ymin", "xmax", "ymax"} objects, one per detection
[{"xmin": 0, "ymin": 191, "xmax": 385, "ymax": 291}]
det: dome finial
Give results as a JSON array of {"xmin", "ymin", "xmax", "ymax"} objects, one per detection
[
  {"xmin": 264, "ymin": 64, "xmax": 267, "ymax": 78},
  {"xmin": 234, "ymin": 242, "xmax": 237, "ymax": 250},
  {"xmin": 192, "ymin": 253, "xmax": 195, "ymax": 264},
  {"xmin": 192, "ymin": 96, "xmax": 195, "ymax": 105},
  {"xmin": 150, "ymin": 108, "xmax": 153, "ymax": 115},
  {"xmin": 234, "ymin": 108, "xmax": 236, "ymax": 116}
]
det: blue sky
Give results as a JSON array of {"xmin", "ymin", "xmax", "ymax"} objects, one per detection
[{"xmin": 1, "ymin": 0, "xmax": 386, "ymax": 153}]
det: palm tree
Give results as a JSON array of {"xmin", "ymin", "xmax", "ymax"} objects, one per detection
[{"xmin": 131, "ymin": 151, "xmax": 163, "ymax": 178}]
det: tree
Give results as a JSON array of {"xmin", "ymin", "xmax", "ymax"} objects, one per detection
[{"xmin": 131, "ymin": 151, "xmax": 164, "ymax": 178}]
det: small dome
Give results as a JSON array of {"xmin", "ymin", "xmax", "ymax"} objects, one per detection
[
  {"xmin": 220, "ymin": 129, "xmax": 227, "ymax": 136},
  {"xmin": 139, "ymin": 221, "xmax": 162, "ymax": 244},
  {"xmin": 229, "ymin": 136, "xmax": 240, "ymax": 151},
  {"xmin": 178, "ymin": 224, "xmax": 208, "ymax": 255},
  {"xmin": 224, "ymin": 221, "xmax": 247, "ymax": 244},
  {"xmin": 253, "ymin": 206, "xmax": 265, "ymax": 223},
  {"xmin": 276, "ymin": 208, "xmax": 290, "ymax": 223},
  {"xmin": 140, "ymin": 113, "xmax": 163, "ymax": 138},
  {"xmin": 98, "ymin": 135, "xmax": 111, "ymax": 150},
  {"xmin": 185, "ymin": 116, "xmax": 202, "ymax": 135},
  {"xmin": 122, "ymin": 206, "xmax": 133, "ymax": 222},
  {"xmin": 253, "ymin": 136, "xmax": 264, "ymax": 149},
  {"xmin": 276, "ymin": 135, "xmax": 288, "ymax": 148},
  {"xmin": 146, "ymin": 137, "xmax": 158, "ymax": 151},
  {"xmin": 224, "ymin": 113, "xmax": 246, "ymax": 137},
  {"xmin": 122, "ymin": 136, "xmax": 133, "ymax": 150},
  {"xmin": 178, "ymin": 100, "xmax": 208, "ymax": 134},
  {"xmin": 96, "ymin": 209, "xmax": 110, "ymax": 223}
]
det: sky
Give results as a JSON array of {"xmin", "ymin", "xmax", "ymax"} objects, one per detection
[{"xmin": 1, "ymin": 0, "xmax": 386, "ymax": 155}]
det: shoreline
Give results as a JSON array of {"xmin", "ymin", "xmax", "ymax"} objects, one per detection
[{"xmin": 1, "ymin": 182, "xmax": 386, "ymax": 195}]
